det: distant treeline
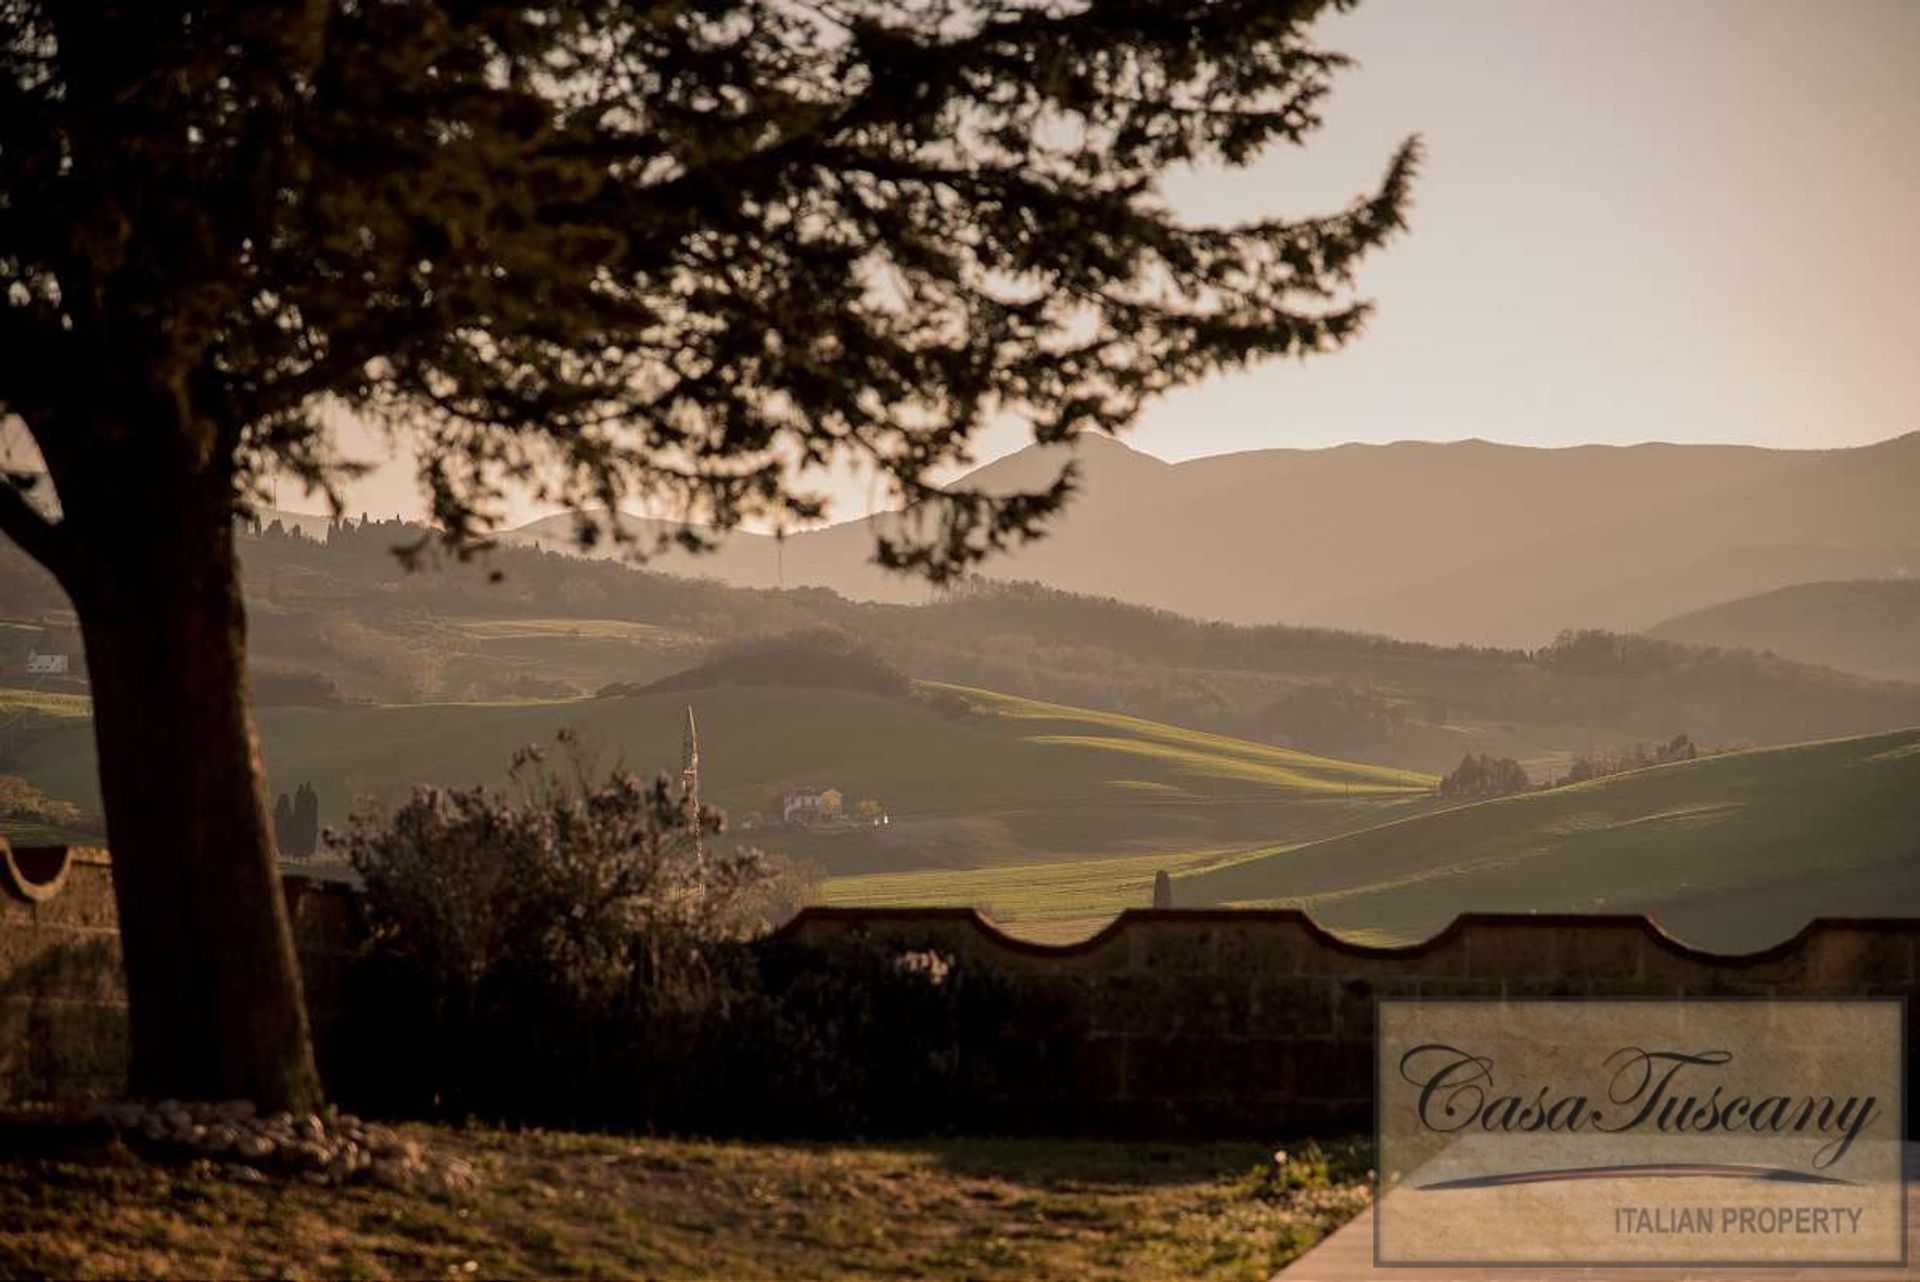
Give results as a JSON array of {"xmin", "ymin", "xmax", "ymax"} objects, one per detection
[
  {"xmin": 4, "ymin": 520, "xmax": 1918, "ymax": 771},
  {"xmin": 1439, "ymin": 733, "xmax": 1708, "ymax": 801},
  {"xmin": 1560, "ymin": 733, "xmax": 1702, "ymax": 785}
]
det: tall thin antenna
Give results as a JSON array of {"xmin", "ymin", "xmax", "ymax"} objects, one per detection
[{"xmin": 681, "ymin": 705, "xmax": 705, "ymax": 864}]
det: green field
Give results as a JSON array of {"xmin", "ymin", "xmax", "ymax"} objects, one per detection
[
  {"xmin": 1, "ymin": 682, "xmax": 1433, "ymax": 881},
  {"xmin": 819, "ymin": 843, "xmax": 1275, "ymax": 929},
  {"xmin": 1174, "ymin": 726, "xmax": 1920, "ymax": 952},
  {"xmin": 0, "ymin": 688, "xmax": 87, "ymax": 717},
  {"xmin": 15, "ymin": 673, "xmax": 1911, "ymax": 951},
  {"xmin": 0, "ymin": 687, "xmax": 97, "ymax": 845}
]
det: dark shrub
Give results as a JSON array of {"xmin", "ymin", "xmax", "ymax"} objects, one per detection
[
  {"xmin": 611, "ymin": 628, "xmax": 912, "ymax": 699},
  {"xmin": 336, "ymin": 733, "xmax": 1015, "ymax": 1135},
  {"xmin": 1438, "ymin": 753, "xmax": 1530, "ymax": 800}
]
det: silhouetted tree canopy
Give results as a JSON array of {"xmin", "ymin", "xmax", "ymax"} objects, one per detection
[
  {"xmin": 0, "ymin": 0, "xmax": 1416, "ymax": 1111},
  {"xmin": 1, "ymin": 0, "xmax": 1416, "ymax": 577}
]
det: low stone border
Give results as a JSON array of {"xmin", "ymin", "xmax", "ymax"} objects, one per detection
[{"xmin": 88, "ymin": 1099, "xmax": 478, "ymax": 1193}]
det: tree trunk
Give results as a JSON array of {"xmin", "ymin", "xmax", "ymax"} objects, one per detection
[{"xmin": 71, "ymin": 482, "xmax": 324, "ymax": 1112}]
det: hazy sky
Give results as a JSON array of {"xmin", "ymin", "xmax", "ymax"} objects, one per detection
[
  {"xmin": 1124, "ymin": 0, "xmax": 1920, "ymax": 461},
  {"xmin": 299, "ymin": 0, "xmax": 1920, "ymax": 524}
]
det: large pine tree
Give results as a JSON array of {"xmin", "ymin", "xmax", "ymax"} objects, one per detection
[{"xmin": 0, "ymin": 0, "xmax": 1417, "ymax": 1109}]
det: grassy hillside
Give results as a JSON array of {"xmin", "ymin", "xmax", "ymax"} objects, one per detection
[
  {"xmin": 12, "ymin": 670, "xmax": 1917, "ymax": 950},
  {"xmin": 3, "ymin": 682, "xmax": 1434, "ymax": 878},
  {"xmin": 817, "ymin": 842, "xmax": 1272, "ymax": 937},
  {"xmin": 12, "ymin": 511, "xmax": 1920, "ymax": 778},
  {"xmin": 1174, "ymin": 726, "xmax": 1920, "ymax": 951},
  {"xmin": 1652, "ymin": 578, "xmax": 1920, "ymax": 682}
]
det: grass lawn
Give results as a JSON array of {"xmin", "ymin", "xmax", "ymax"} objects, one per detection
[{"xmin": 0, "ymin": 1122, "xmax": 1368, "ymax": 1281}]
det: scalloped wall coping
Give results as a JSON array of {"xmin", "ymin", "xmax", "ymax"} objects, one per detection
[
  {"xmin": 773, "ymin": 904, "xmax": 1920, "ymax": 967},
  {"xmin": 0, "ymin": 839, "xmax": 91, "ymax": 903},
  {"xmin": 9, "ymin": 849, "xmax": 1920, "ymax": 1125},
  {"xmin": 10, "ymin": 841, "xmax": 1919, "ymax": 970}
]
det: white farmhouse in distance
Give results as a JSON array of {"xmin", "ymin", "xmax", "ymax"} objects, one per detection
[
  {"xmin": 782, "ymin": 787, "xmax": 843, "ymax": 824},
  {"xmin": 26, "ymin": 649, "xmax": 69, "ymax": 676}
]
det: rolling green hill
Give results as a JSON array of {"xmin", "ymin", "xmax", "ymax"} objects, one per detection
[
  {"xmin": 1173, "ymin": 726, "xmax": 1920, "ymax": 951},
  {"xmin": 11, "ymin": 509, "xmax": 1920, "ymax": 778},
  {"xmin": 12, "ymin": 673, "xmax": 1917, "ymax": 952},
  {"xmin": 1, "ymin": 682, "xmax": 1434, "ymax": 878}
]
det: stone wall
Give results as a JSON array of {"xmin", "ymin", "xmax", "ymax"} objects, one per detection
[
  {"xmin": 6, "ymin": 842, "xmax": 1917, "ymax": 1135},
  {"xmin": 0, "ymin": 843, "xmax": 123, "ymax": 1104},
  {"xmin": 777, "ymin": 906, "xmax": 1920, "ymax": 1137},
  {"xmin": 0, "ymin": 840, "xmax": 358, "ymax": 1107}
]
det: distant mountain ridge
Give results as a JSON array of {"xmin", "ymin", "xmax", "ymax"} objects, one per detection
[
  {"xmin": 504, "ymin": 432, "xmax": 1920, "ymax": 647},
  {"xmin": 1652, "ymin": 579, "xmax": 1920, "ymax": 682}
]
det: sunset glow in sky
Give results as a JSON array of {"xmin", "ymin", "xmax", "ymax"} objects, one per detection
[{"xmin": 294, "ymin": 0, "xmax": 1920, "ymax": 525}]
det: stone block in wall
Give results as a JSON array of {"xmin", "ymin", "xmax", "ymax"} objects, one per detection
[
  {"xmin": 1213, "ymin": 918, "xmax": 1316, "ymax": 977},
  {"xmin": 1054, "ymin": 1033, "xmax": 1128, "ymax": 1102},
  {"xmin": 1580, "ymin": 977, "xmax": 1660, "ymax": 998},
  {"xmin": 0, "ymin": 927, "xmax": 123, "ymax": 1004},
  {"xmin": 1792, "ymin": 929, "xmax": 1914, "ymax": 992},
  {"xmin": 1126, "ymin": 1036, "xmax": 1205, "ymax": 1098},
  {"xmin": 1685, "ymin": 970, "xmax": 1780, "ymax": 997},
  {"xmin": 1287, "ymin": 1038, "xmax": 1373, "ymax": 1106},
  {"xmin": 1089, "ymin": 973, "xmax": 1248, "ymax": 1038},
  {"xmin": 1332, "ymin": 977, "xmax": 1419, "ymax": 1039},
  {"xmin": 1173, "ymin": 979, "xmax": 1253, "ymax": 1039},
  {"xmin": 1085, "ymin": 973, "xmax": 1148, "ymax": 1036},
  {"xmin": 1555, "ymin": 923, "xmax": 1643, "ymax": 979},
  {"xmin": 1464, "ymin": 923, "xmax": 1559, "ymax": 978},
  {"xmin": 1497, "ymin": 975, "xmax": 1613, "ymax": 1000},
  {"xmin": 0, "ymin": 998, "xmax": 128, "ymax": 1105},
  {"xmin": 1636, "ymin": 936, "xmax": 1711, "ymax": 987},
  {"xmin": 1411, "ymin": 977, "xmax": 1504, "ymax": 1000},
  {"xmin": 1010, "ymin": 974, "xmax": 1094, "ymax": 1040},
  {"xmin": 1218, "ymin": 1038, "xmax": 1294, "ymax": 1100},
  {"xmin": 1297, "ymin": 933, "xmax": 1469, "ymax": 979},
  {"xmin": 1129, "ymin": 919, "xmax": 1221, "ymax": 973},
  {"xmin": 1247, "ymin": 977, "xmax": 1337, "ymax": 1039}
]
